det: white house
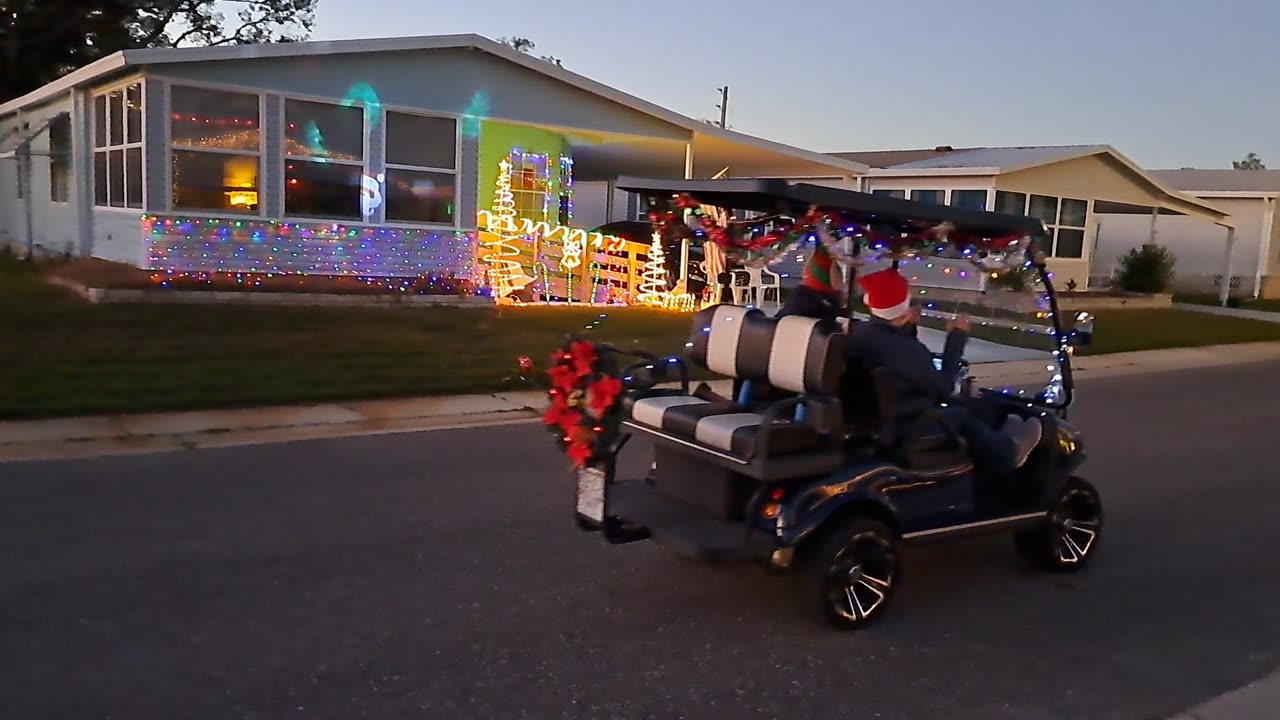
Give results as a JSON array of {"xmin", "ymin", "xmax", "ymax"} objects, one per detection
[
  {"xmin": 1095, "ymin": 169, "xmax": 1280, "ymax": 298},
  {"xmin": 818, "ymin": 145, "xmax": 1234, "ymax": 292}
]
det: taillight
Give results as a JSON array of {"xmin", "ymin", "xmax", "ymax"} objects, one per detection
[{"xmin": 762, "ymin": 487, "xmax": 786, "ymax": 518}]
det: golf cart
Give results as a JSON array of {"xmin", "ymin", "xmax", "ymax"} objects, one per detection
[{"xmin": 564, "ymin": 178, "xmax": 1101, "ymax": 629}]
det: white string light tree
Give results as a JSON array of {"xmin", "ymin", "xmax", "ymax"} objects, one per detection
[
  {"xmin": 636, "ymin": 231, "xmax": 673, "ymax": 306},
  {"xmin": 481, "ymin": 159, "xmax": 533, "ymax": 302}
]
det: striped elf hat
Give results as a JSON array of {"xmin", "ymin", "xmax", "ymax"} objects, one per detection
[{"xmin": 801, "ymin": 243, "xmax": 844, "ymax": 295}]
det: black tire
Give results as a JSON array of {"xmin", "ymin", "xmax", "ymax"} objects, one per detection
[
  {"xmin": 805, "ymin": 516, "xmax": 901, "ymax": 630},
  {"xmin": 1015, "ymin": 477, "xmax": 1103, "ymax": 572}
]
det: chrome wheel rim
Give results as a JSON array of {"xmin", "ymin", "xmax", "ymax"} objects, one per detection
[
  {"xmin": 826, "ymin": 532, "xmax": 895, "ymax": 623},
  {"xmin": 1053, "ymin": 488, "xmax": 1101, "ymax": 564}
]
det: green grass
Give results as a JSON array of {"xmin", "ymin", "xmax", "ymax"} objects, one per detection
[
  {"xmin": 1175, "ymin": 293, "xmax": 1280, "ymax": 314},
  {"xmin": 0, "ymin": 257, "xmax": 701, "ymax": 419},
  {"xmin": 5, "ymin": 255, "xmax": 1280, "ymax": 419}
]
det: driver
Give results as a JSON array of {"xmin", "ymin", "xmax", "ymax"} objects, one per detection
[{"xmin": 848, "ymin": 268, "xmax": 1041, "ymax": 474}]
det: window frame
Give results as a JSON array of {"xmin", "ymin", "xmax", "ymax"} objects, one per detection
[
  {"xmin": 281, "ymin": 94, "xmax": 369, "ymax": 222},
  {"xmin": 994, "ymin": 190, "xmax": 1090, "ymax": 259},
  {"xmin": 92, "ymin": 77, "xmax": 146, "ymax": 211},
  {"xmin": 167, "ymin": 81, "xmax": 265, "ymax": 217},
  {"xmin": 381, "ymin": 107, "xmax": 461, "ymax": 228}
]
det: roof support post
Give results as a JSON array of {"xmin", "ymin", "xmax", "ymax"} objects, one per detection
[
  {"xmin": 1219, "ymin": 225, "xmax": 1237, "ymax": 307},
  {"xmin": 1254, "ymin": 197, "xmax": 1275, "ymax": 299},
  {"xmin": 18, "ymin": 136, "xmax": 34, "ymax": 259},
  {"xmin": 1148, "ymin": 206, "xmax": 1159, "ymax": 245},
  {"xmin": 678, "ymin": 141, "xmax": 693, "ymax": 286}
]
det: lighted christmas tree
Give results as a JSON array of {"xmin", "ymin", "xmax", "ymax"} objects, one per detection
[
  {"xmin": 636, "ymin": 231, "xmax": 672, "ymax": 306},
  {"xmin": 481, "ymin": 159, "xmax": 533, "ymax": 301}
]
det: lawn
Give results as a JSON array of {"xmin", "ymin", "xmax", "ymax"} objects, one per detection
[
  {"xmin": 5, "ymin": 256, "xmax": 1280, "ymax": 419},
  {"xmin": 0, "ymin": 257, "xmax": 700, "ymax": 419}
]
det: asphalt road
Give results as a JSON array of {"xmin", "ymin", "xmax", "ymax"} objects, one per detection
[{"xmin": 3, "ymin": 362, "xmax": 1279, "ymax": 720}]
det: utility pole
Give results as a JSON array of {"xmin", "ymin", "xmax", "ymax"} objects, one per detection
[{"xmin": 716, "ymin": 86, "xmax": 729, "ymax": 129}]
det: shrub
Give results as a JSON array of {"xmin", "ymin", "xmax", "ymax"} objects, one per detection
[{"xmin": 1117, "ymin": 244, "xmax": 1176, "ymax": 293}]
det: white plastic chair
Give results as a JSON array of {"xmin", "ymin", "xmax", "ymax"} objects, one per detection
[
  {"xmin": 729, "ymin": 269, "xmax": 754, "ymax": 306},
  {"xmin": 751, "ymin": 266, "xmax": 781, "ymax": 313}
]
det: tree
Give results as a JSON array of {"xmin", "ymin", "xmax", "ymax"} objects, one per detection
[
  {"xmin": 1233, "ymin": 152, "xmax": 1266, "ymax": 170},
  {"xmin": 496, "ymin": 36, "xmax": 562, "ymax": 67},
  {"xmin": 1, "ymin": 0, "xmax": 317, "ymax": 101}
]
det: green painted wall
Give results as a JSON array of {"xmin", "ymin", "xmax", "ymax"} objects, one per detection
[
  {"xmin": 477, "ymin": 120, "xmax": 581, "ymax": 299},
  {"xmin": 477, "ymin": 120, "xmax": 568, "ymax": 221}
]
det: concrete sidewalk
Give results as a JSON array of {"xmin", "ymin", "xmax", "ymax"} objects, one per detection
[
  {"xmin": 4, "ymin": 341, "xmax": 1280, "ymax": 463},
  {"xmin": 1169, "ymin": 667, "xmax": 1280, "ymax": 719}
]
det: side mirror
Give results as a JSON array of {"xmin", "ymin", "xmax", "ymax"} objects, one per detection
[{"xmin": 1068, "ymin": 311, "xmax": 1094, "ymax": 348}]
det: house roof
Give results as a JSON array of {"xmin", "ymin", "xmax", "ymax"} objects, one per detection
[
  {"xmin": 828, "ymin": 148, "xmax": 969, "ymax": 168},
  {"xmin": 1150, "ymin": 169, "xmax": 1280, "ymax": 196},
  {"xmin": 831, "ymin": 145, "xmax": 1112, "ymax": 173},
  {"xmin": 831, "ymin": 144, "xmax": 1231, "ymax": 225},
  {"xmin": 0, "ymin": 33, "xmax": 867, "ymax": 177}
]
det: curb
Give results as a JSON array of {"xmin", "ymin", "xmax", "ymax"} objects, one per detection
[
  {"xmin": 1167, "ymin": 667, "xmax": 1280, "ymax": 719},
  {"xmin": 4, "ymin": 343, "xmax": 1280, "ymax": 463}
]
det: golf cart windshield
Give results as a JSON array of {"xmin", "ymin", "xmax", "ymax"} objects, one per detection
[{"xmin": 616, "ymin": 177, "xmax": 1085, "ymax": 412}]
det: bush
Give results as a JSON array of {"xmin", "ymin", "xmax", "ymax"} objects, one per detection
[{"xmin": 1117, "ymin": 244, "xmax": 1176, "ymax": 293}]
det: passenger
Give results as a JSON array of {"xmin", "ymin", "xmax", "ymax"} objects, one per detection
[
  {"xmin": 777, "ymin": 242, "xmax": 847, "ymax": 329},
  {"xmin": 847, "ymin": 268, "xmax": 1041, "ymax": 473}
]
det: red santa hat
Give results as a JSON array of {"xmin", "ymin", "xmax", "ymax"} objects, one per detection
[{"xmin": 856, "ymin": 269, "xmax": 912, "ymax": 320}]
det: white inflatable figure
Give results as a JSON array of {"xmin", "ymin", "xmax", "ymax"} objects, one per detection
[{"xmin": 361, "ymin": 173, "xmax": 385, "ymax": 219}]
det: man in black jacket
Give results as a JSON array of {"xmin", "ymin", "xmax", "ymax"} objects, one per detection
[{"xmin": 848, "ymin": 268, "xmax": 1041, "ymax": 474}]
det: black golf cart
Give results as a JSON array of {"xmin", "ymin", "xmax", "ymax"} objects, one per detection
[{"xmin": 569, "ymin": 178, "xmax": 1101, "ymax": 630}]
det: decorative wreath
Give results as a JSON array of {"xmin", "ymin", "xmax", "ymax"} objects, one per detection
[{"xmin": 542, "ymin": 338, "xmax": 627, "ymax": 468}]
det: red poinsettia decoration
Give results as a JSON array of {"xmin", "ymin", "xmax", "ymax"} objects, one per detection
[{"xmin": 541, "ymin": 338, "xmax": 627, "ymax": 468}]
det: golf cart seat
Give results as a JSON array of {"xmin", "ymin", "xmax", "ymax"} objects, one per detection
[
  {"xmin": 841, "ymin": 356, "xmax": 974, "ymax": 475},
  {"xmin": 621, "ymin": 305, "xmax": 847, "ymax": 481}
]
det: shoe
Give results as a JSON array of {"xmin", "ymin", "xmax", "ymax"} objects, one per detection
[{"xmin": 1003, "ymin": 416, "xmax": 1043, "ymax": 467}]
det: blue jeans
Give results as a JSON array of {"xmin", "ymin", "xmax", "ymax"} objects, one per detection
[{"xmin": 937, "ymin": 405, "xmax": 1016, "ymax": 474}]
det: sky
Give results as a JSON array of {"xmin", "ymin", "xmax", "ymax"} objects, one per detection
[{"xmin": 310, "ymin": 0, "xmax": 1277, "ymax": 170}]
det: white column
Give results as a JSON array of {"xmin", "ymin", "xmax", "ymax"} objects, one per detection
[
  {"xmin": 1148, "ymin": 206, "xmax": 1159, "ymax": 245},
  {"xmin": 1254, "ymin": 197, "xmax": 1275, "ymax": 299},
  {"xmin": 1219, "ymin": 225, "xmax": 1236, "ymax": 307},
  {"xmin": 19, "ymin": 142, "xmax": 33, "ymax": 257}
]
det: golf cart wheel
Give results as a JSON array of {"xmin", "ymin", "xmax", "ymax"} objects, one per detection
[
  {"xmin": 1015, "ymin": 477, "xmax": 1103, "ymax": 572},
  {"xmin": 809, "ymin": 516, "xmax": 900, "ymax": 630}
]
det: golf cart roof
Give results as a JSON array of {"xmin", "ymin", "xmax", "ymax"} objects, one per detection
[{"xmin": 615, "ymin": 177, "xmax": 1047, "ymax": 240}]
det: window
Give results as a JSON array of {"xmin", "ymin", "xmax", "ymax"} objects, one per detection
[
  {"xmin": 171, "ymin": 85, "xmax": 260, "ymax": 213},
  {"xmin": 509, "ymin": 152, "xmax": 551, "ymax": 220},
  {"xmin": 1028, "ymin": 195, "xmax": 1058, "ymax": 224},
  {"xmin": 994, "ymin": 191, "xmax": 1026, "ymax": 215},
  {"xmin": 950, "ymin": 189, "xmax": 988, "ymax": 210},
  {"xmin": 49, "ymin": 114, "xmax": 70, "ymax": 203},
  {"xmin": 284, "ymin": 99, "xmax": 364, "ymax": 219},
  {"xmin": 996, "ymin": 191, "xmax": 1088, "ymax": 258},
  {"xmin": 384, "ymin": 111, "xmax": 457, "ymax": 225},
  {"xmin": 1053, "ymin": 198, "xmax": 1088, "ymax": 258},
  {"xmin": 911, "ymin": 189, "xmax": 944, "ymax": 205},
  {"xmin": 872, "ymin": 189, "xmax": 905, "ymax": 199},
  {"xmin": 94, "ymin": 82, "xmax": 144, "ymax": 208}
]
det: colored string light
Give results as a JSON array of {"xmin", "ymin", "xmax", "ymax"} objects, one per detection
[{"xmin": 143, "ymin": 214, "xmax": 474, "ymax": 279}]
